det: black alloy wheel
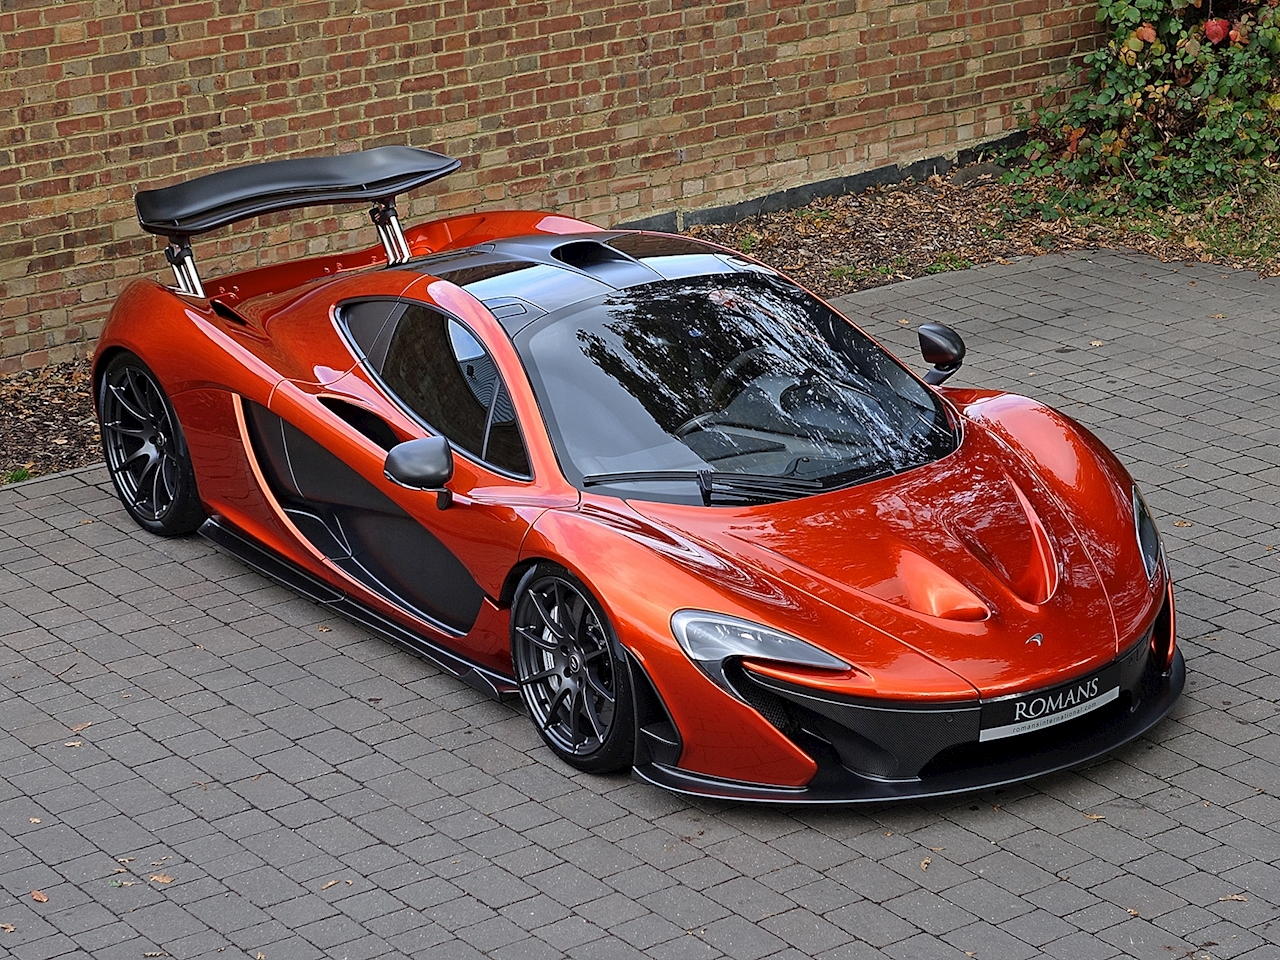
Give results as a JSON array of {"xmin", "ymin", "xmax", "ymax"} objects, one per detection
[
  {"xmin": 511, "ymin": 565, "xmax": 635, "ymax": 772},
  {"xmin": 97, "ymin": 351, "xmax": 205, "ymax": 536}
]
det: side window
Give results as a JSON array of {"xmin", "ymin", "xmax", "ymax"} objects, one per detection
[
  {"xmin": 379, "ymin": 303, "xmax": 531, "ymax": 477},
  {"xmin": 340, "ymin": 299, "xmax": 405, "ymax": 372}
]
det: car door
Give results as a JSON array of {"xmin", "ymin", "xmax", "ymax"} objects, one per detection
[{"xmin": 254, "ymin": 286, "xmax": 563, "ymax": 668}]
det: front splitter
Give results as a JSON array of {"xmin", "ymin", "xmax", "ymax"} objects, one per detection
[{"xmin": 634, "ymin": 649, "xmax": 1185, "ymax": 804}]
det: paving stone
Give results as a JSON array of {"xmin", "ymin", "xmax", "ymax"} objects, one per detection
[{"xmin": 5, "ymin": 253, "xmax": 1280, "ymax": 960}]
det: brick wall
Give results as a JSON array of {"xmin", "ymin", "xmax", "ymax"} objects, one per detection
[{"xmin": 0, "ymin": 0, "xmax": 1099, "ymax": 374}]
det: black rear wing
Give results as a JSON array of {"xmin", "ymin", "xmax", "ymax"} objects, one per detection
[{"xmin": 134, "ymin": 146, "xmax": 460, "ymax": 296}]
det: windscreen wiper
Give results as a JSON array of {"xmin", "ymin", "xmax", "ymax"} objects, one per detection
[{"xmin": 581, "ymin": 469, "xmax": 824, "ymax": 506}]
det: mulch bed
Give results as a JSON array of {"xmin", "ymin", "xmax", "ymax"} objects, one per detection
[
  {"xmin": 1, "ymin": 360, "xmax": 100, "ymax": 481},
  {"xmin": 0, "ymin": 167, "xmax": 1228, "ymax": 485},
  {"xmin": 686, "ymin": 169, "xmax": 1212, "ymax": 301}
]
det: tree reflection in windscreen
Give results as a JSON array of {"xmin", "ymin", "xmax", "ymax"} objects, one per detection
[{"xmin": 528, "ymin": 272, "xmax": 955, "ymax": 494}]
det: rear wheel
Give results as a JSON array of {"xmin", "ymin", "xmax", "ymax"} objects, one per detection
[
  {"xmin": 97, "ymin": 351, "xmax": 204, "ymax": 536},
  {"xmin": 511, "ymin": 564, "xmax": 635, "ymax": 773}
]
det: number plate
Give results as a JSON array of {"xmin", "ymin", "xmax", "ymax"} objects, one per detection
[{"xmin": 979, "ymin": 663, "xmax": 1121, "ymax": 743}]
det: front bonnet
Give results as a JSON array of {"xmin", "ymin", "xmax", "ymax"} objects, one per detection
[{"xmin": 630, "ymin": 419, "xmax": 1128, "ymax": 698}]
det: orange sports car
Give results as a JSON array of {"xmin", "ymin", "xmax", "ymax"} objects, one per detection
[{"xmin": 94, "ymin": 146, "xmax": 1183, "ymax": 802}]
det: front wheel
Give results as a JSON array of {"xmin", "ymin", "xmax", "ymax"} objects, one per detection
[
  {"xmin": 510, "ymin": 564, "xmax": 635, "ymax": 773},
  {"xmin": 97, "ymin": 351, "xmax": 205, "ymax": 536}
]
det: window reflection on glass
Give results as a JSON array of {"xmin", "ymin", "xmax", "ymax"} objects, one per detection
[
  {"xmin": 520, "ymin": 273, "xmax": 954, "ymax": 499},
  {"xmin": 378, "ymin": 304, "xmax": 530, "ymax": 477}
]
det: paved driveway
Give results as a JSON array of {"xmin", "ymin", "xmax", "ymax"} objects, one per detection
[{"xmin": 2, "ymin": 250, "xmax": 1279, "ymax": 960}]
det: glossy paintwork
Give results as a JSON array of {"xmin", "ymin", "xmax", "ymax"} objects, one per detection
[
  {"xmin": 95, "ymin": 208, "xmax": 1176, "ymax": 796},
  {"xmin": 954, "ymin": 390, "xmax": 1165, "ymax": 650},
  {"xmin": 626, "ymin": 409, "xmax": 1159, "ymax": 700}
]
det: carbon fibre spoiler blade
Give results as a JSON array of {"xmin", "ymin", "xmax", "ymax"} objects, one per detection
[
  {"xmin": 133, "ymin": 146, "xmax": 459, "ymax": 295},
  {"xmin": 134, "ymin": 145, "xmax": 458, "ymax": 239}
]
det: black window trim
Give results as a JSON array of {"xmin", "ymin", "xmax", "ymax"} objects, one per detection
[{"xmin": 332, "ymin": 297, "xmax": 536, "ymax": 482}]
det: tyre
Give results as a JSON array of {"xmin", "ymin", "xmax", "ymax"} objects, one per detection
[
  {"xmin": 511, "ymin": 564, "xmax": 635, "ymax": 772},
  {"xmin": 97, "ymin": 351, "xmax": 205, "ymax": 536}
]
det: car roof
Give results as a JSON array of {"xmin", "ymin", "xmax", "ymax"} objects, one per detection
[{"xmin": 412, "ymin": 231, "xmax": 755, "ymax": 335}]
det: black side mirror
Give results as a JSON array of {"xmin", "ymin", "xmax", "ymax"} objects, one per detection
[
  {"xmin": 384, "ymin": 436, "xmax": 455, "ymax": 508},
  {"xmin": 918, "ymin": 323, "xmax": 965, "ymax": 385}
]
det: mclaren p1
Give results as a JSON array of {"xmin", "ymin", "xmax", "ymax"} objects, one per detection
[{"xmin": 92, "ymin": 146, "xmax": 1184, "ymax": 801}]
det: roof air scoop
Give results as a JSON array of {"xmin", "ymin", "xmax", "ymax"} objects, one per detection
[
  {"xmin": 552, "ymin": 239, "xmax": 632, "ymax": 270},
  {"xmin": 133, "ymin": 146, "xmax": 460, "ymax": 296},
  {"xmin": 551, "ymin": 239, "xmax": 661, "ymax": 287}
]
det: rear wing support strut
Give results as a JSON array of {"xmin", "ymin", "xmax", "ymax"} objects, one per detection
[
  {"xmin": 165, "ymin": 239, "xmax": 205, "ymax": 298},
  {"xmin": 370, "ymin": 201, "xmax": 412, "ymax": 266}
]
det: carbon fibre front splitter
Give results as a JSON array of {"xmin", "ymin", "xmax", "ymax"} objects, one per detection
[{"xmin": 633, "ymin": 649, "xmax": 1185, "ymax": 804}]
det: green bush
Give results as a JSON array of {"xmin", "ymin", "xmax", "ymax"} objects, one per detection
[{"xmin": 1013, "ymin": 0, "xmax": 1280, "ymax": 206}]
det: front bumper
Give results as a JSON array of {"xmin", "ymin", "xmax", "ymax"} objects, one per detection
[{"xmin": 634, "ymin": 634, "xmax": 1185, "ymax": 805}]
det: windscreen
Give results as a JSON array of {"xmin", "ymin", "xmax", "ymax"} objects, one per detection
[{"xmin": 517, "ymin": 271, "xmax": 957, "ymax": 503}]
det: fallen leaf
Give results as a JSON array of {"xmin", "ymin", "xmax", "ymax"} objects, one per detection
[
  {"xmin": 1173, "ymin": 520, "xmax": 1193, "ymax": 527},
  {"xmin": 151, "ymin": 858, "xmax": 170, "ymax": 866},
  {"xmin": 1084, "ymin": 813, "xmax": 1106, "ymax": 820},
  {"xmin": 117, "ymin": 857, "xmax": 135, "ymax": 864},
  {"xmin": 1127, "ymin": 907, "xmax": 1139, "ymax": 916},
  {"xmin": 64, "ymin": 741, "xmax": 83, "ymax": 748},
  {"xmin": 69, "ymin": 722, "xmax": 92, "ymax": 733},
  {"xmin": 29, "ymin": 817, "xmax": 41, "ymax": 824},
  {"xmin": 108, "ymin": 880, "xmax": 137, "ymax": 887},
  {"xmin": 921, "ymin": 857, "xmax": 932, "ymax": 871},
  {"xmin": 31, "ymin": 890, "xmax": 48, "ymax": 903},
  {"xmin": 1090, "ymin": 340, "xmax": 1104, "ymax": 346},
  {"xmin": 321, "ymin": 880, "xmax": 339, "ymax": 890},
  {"xmin": 317, "ymin": 625, "xmax": 332, "ymax": 632},
  {"xmin": 256, "ymin": 953, "xmax": 267, "ymax": 960},
  {"xmin": 1210, "ymin": 313, "xmax": 1226, "ymax": 319},
  {"xmin": 0, "ymin": 923, "xmax": 14, "ymax": 932},
  {"xmin": 929, "ymin": 846, "xmax": 945, "ymax": 851},
  {"xmin": 346, "ymin": 880, "xmax": 353, "ymax": 886},
  {"xmin": 150, "ymin": 874, "xmax": 174, "ymax": 884},
  {"xmin": 1219, "ymin": 894, "xmax": 1248, "ymax": 902},
  {"xmin": 112, "ymin": 868, "xmax": 127, "ymax": 874},
  {"xmin": 143, "ymin": 953, "xmax": 170, "ymax": 958},
  {"xmin": 897, "ymin": 318, "xmax": 910, "ymax": 325}
]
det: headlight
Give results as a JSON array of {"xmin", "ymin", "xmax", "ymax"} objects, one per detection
[
  {"xmin": 671, "ymin": 610, "xmax": 849, "ymax": 696},
  {"xmin": 1133, "ymin": 486, "xmax": 1163, "ymax": 582}
]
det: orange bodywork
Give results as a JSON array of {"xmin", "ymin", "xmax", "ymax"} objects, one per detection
[{"xmin": 94, "ymin": 211, "xmax": 1180, "ymax": 799}]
